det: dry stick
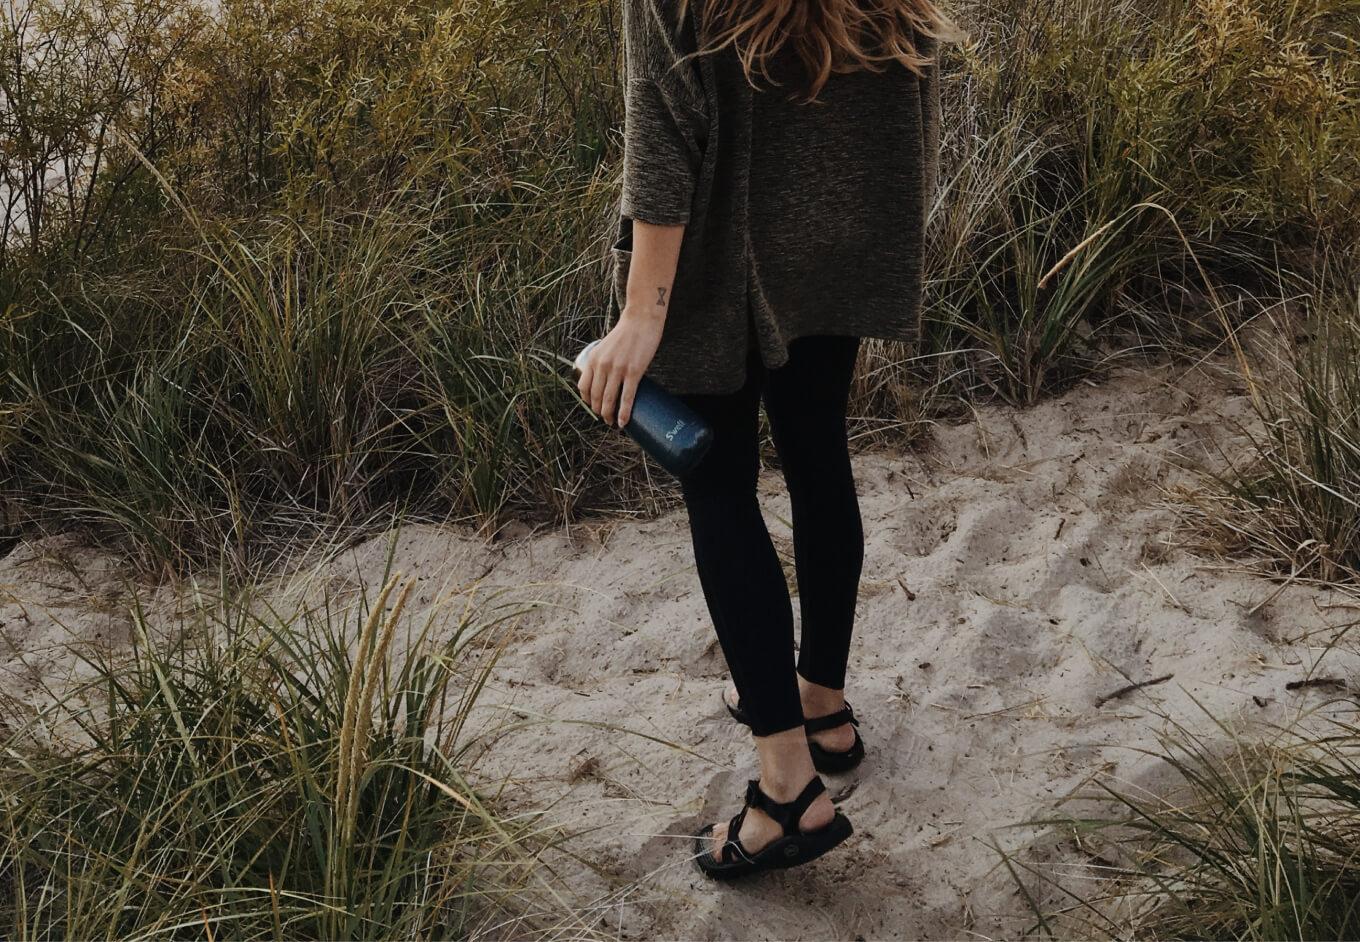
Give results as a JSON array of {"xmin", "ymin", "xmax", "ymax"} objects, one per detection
[
  {"xmin": 1037, "ymin": 219, "xmax": 1119, "ymax": 290},
  {"xmin": 1248, "ymin": 545, "xmax": 1324, "ymax": 617},
  {"xmin": 1139, "ymin": 562, "xmax": 1188, "ymax": 612},
  {"xmin": 1095, "ymin": 673, "xmax": 1174, "ymax": 708},
  {"xmin": 1285, "ymin": 677, "xmax": 1348, "ymax": 692}
]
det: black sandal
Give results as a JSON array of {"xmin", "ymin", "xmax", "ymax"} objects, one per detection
[
  {"xmin": 724, "ymin": 697, "xmax": 867, "ymax": 774},
  {"xmin": 693, "ymin": 777, "xmax": 853, "ymax": 881}
]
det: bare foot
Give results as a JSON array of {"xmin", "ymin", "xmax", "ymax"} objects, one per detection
[{"xmin": 723, "ymin": 680, "xmax": 857, "ymax": 753}]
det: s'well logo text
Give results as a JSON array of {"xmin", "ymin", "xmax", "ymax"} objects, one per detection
[{"xmin": 666, "ymin": 419, "xmax": 687, "ymax": 441}]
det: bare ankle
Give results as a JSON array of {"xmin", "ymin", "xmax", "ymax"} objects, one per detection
[
  {"xmin": 797, "ymin": 674, "xmax": 846, "ymax": 718},
  {"xmin": 752, "ymin": 727, "xmax": 818, "ymax": 800}
]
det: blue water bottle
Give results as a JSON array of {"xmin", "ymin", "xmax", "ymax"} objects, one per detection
[{"xmin": 575, "ymin": 340, "xmax": 714, "ymax": 477}]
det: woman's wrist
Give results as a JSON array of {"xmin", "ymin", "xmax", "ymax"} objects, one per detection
[
  {"xmin": 620, "ymin": 220, "xmax": 684, "ymax": 328},
  {"xmin": 620, "ymin": 298, "xmax": 668, "ymax": 324}
]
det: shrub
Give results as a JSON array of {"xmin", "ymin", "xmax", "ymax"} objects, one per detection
[
  {"xmin": 923, "ymin": 0, "xmax": 1360, "ymax": 403},
  {"xmin": 1181, "ymin": 276, "xmax": 1360, "ymax": 583},
  {"xmin": 0, "ymin": 569, "xmax": 561, "ymax": 939},
  {"xmin": 1005, "ymin": 712, "xmax": 1360, "ymax": 940}
]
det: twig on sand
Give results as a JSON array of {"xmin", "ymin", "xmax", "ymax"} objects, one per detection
[
  {"xmin": 896, "ymin": 576, "xmax": 917, "ymax": 601},
  {"xmin": 1095, "ymin": 673, "xmax": 1174, "ymax": 708},
  {"xmin": 1136, "ymin": 563, "xmax": 1188, "ymax": 612},
  {"xmin": 1285, "ymin": 677, "xmax": 1349, "ymax": 692},
  {"xmin": 1247, "ymin": 546, "xmax": 1323, "ymax": 617}
]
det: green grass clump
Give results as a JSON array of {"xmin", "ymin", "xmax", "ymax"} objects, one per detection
[
  {"xmin": 0, "ymin": 569, "xmax": 561, "ymax": 940},
  {"xmin": 1007, "ymin": 713, "xmax": 1360, "ymax": 940},
  {"xmin": 1, "ymin": 0, "xmax": 632, "ymax": 573},
  {"xmin": 1132, "ymin": 727, "xmax": 1360, "ymax": 940},
  {"xmin": 923, "ymin": 0, "xmax": 1360, "ymax": 403},
  {"xmin": 1182, "ymin": 278, "xmax": 1360, "ymax": 583},
  {"xmin": 0, "ymin": 191, "xmax": 629, "ymax": 573}
]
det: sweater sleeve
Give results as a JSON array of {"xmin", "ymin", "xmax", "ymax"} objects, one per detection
[{"xmin": 621, "ymin": 0, "xmax": 708, "ymax": 225}]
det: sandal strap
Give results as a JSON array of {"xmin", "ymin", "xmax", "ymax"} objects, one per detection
[
  {"xmin": 803, "ymin": 702, "xmax": 858, "ymax": 735},
  {"xmin": 744, "ymin": 777, "xmax": 826, "ymax": 836},
  {"xmin": 719, "ymin": 806, "xmax": 756, "ymax": 865}
]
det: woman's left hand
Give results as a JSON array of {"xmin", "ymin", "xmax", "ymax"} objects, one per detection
[{"xmin": 578, "ymin": 309, "xmax": 665, "ymax": 428}]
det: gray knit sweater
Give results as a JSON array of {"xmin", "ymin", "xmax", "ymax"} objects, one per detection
[{"xmin": 612, "ymin": 0, "xmax": 941, "ymax": 395}]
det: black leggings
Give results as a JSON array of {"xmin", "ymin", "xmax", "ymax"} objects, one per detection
[{"xmin": 677, "ymin": 333, "xmax": 864, "ymax": 737}]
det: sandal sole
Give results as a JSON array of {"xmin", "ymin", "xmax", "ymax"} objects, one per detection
[
  {"xmin": 693, "ymin": 813, "xmax": 854, "ymax": 881},
  {"xmin": 809, "ymin": 737, "xmax": 865, "ymax": 774}
]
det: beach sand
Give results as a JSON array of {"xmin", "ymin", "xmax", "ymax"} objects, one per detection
[{"xmin": 3, "ymin": 356, "xmax": 1357, "ymax": 940}]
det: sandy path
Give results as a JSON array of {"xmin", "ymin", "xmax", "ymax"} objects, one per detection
[{"xmin": 3, "ymin": 358, "xmax": 1358, "ymax": 940}]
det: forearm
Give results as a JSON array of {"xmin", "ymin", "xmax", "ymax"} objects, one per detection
[{"xmin": 623, "ymin": 219, "xmax": 686, "ymax": 324}]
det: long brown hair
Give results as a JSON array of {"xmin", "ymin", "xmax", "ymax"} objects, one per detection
[{"xmin": 680, "ymin": 0, "xmax": 961, "ymax": 100}]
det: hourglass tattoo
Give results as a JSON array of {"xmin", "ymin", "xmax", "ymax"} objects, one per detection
[{"xmin": 657, "ymin": 287, "xmax": 669, "ymax": 307}]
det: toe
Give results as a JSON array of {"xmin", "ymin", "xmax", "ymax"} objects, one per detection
[
  {"xmin": 723, "ymin": 684, "xmax": 739, "ymax": 710},
  {"xmin": 709, "ymin": 822, "xmax": 729, "ymax": 862}
]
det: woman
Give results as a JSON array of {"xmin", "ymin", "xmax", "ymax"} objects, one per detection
[{"xmin": 578, "ymin": 0, "xmax": 955, "ymax": 880}]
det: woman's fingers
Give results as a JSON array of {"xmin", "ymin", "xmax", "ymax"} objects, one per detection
[
  {"xmin": 600, "ymin": 369, "xmax": 624, "ymax": 427},
  {"xmin": 577, "ymin": 362, "xmax": 593, "ymax": 404},
  {"xmin": 588, "ymin": 352, "xmax": 610, "ymax": 417},
  {"xmin": 580, "ymin": 332, "xmax": 653, "ymax": 427},
  {"xmin": 617, "ymin": 372, "xmax": 640, "ymax": 428}
]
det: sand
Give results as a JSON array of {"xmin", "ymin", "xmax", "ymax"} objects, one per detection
[{"xmin": 3, "ymin": 356, "xmax": 1358, "ymax": 940}]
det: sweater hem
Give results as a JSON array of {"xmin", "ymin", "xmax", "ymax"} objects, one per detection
[{"xmin": 647, "ymin": 322, "xmax": 920, "ymax": 397}]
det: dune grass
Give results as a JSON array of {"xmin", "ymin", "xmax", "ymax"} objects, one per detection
[
  {"xmin": 1, "ymin": 0, "xmax": 637, "ymax": 574},
  {"xmin": 924, "ymin": 0, "xmax": 1360, "ymax": 403},
  {"xmin": 1178, "ymin": 274, "xmax": 1360, "ymax": 584},
  {"xmin": 1, "ymin": 0, "xmax": 1356, "ymax": 571},
  {"xmin": 1003, "ymin": 704, "xmax": 1360, "ymax": 940},
  {"xmin": 0, "ymin": 564, "xmax": 574, "ymax": 940},
  {"xmin": 1125, "ymin": 720, "xmax": 1360, "ymax": 940}
]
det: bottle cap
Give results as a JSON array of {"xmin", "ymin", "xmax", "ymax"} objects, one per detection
[{"xmin": 574, "ymin": 340, "xmax": 602, "ymax": 373}]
